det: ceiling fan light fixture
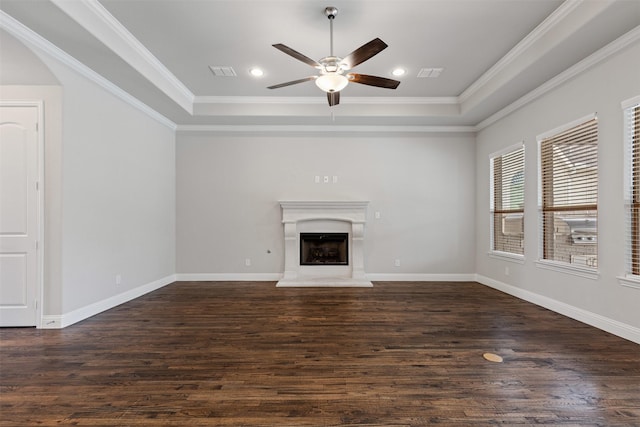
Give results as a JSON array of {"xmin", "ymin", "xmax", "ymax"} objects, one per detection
[
  {"xmin": 315, "ymin": 73, "xmax": 348, "ymax": 93},
  {"xmin": 268, "ymin": 6, "xmax": 398, "ymax": 106}
]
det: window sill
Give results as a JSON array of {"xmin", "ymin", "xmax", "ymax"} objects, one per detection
[
  {"xmin": 617, "ymin": 275, "xmax": 640, "ymax": 290},
  {"xmin": 488, "ymin": 251, "xmax": 525, "ymax": 264},
  {"xmin": 535, "ymin": 260, "xmax": 599, "ymax": 280}
]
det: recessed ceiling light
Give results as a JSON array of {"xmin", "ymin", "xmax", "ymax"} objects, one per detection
[
  {"xmin": 250, "ymin": 68, "xmax": 264, "ymax": 77},
  {"xmin": 392, "ymin": 68, "xmax": 406, "ymax": 77}
]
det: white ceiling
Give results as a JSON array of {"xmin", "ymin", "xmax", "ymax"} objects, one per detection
[{"xmin": 1, "ymin": 0, "xmax": 639, "ymax": 131}]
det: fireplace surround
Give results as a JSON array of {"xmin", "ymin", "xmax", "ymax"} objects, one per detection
[{"xmin": 277, "ymin": 201, "xmax": 372, "ymax": 287}]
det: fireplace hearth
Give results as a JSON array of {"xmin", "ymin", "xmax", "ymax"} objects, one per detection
[{"xmin": 300, "ymin": 233, "xmax": 348, "ymax": 265}]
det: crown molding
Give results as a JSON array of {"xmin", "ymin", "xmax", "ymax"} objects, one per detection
[
  {"xmin": 476, "ymin": 25, "xmax": 640, "ymax": 131},
  {"xmin": 0, "ymin": 10, "xmax": 177, "ymax": 130},
  {"xmin": 176, "ymin": 124, "xmax": 475, "ymax": 134},
  {"xmin": 193, "ymin": 96, "xmax": 460, "ymax": 105},
  {"xmin": 50, "ymin": 0, "xmax": 194, "ymax": 114},
  {"xmin": 459, "ymin": 0, "xmax": 584, "ymax": 105}
]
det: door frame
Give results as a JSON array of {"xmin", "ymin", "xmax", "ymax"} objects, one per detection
[{"xmin": 1, "ymin": 100, "xmax": 44, "ymax": 327}]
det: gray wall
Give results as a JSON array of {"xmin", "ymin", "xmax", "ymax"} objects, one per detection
[
  {"xmin": 51, "ymin": 57, "xmax": 176, "ymax": 313},
  {"xmin": 475, "ymin": 40, "xmax": 640, "ymax": 330},
  {"xmin": 176, "ymin": 134, "xmax": 477, "ymax": 277},
  {"xmin": 0, "ymin": 29, "xmax": 58, "ymax": 85},
  {"xmin": 1, "ymin": 30, "xmax": 176, "ymax": 318}
]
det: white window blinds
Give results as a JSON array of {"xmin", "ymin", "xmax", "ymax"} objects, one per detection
[
  {"xmin": 490, "ymin": 145, "xmax": 524, "ymax": 255},
  {"xmin": 625, "ymin": 101, "xmax": 640, "ymax": 276},
  {"xmin": 539, "ymin": 117, "xmax": 598, "ymax": 267}
]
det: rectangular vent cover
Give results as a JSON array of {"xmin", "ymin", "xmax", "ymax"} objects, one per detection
[
  {"xmin": 209, "ymin": 66, "xmax": 237, "ymax": 77},
  {"xmin": 417, "ymin": 68, "xmax": 443, "ymax": 78}
]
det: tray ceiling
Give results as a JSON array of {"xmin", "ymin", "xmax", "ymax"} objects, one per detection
[{"xmin": 1, "ymin": 0, "xmax": 638, "ymax": 132}]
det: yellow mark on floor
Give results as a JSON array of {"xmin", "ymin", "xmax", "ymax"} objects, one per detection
[{"xmin": 483, "ymin": 352, "xmax": 503, "ymax": 363}]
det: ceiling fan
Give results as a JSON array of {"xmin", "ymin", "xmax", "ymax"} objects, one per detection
[{"xmin": 267, "ymin": 6, "xmax": 400, "ymax": 107}]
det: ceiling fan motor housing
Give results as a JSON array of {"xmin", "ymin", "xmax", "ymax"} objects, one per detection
[{"xmin": 319, "ymin": 56, "xmax": 344, "ymax": 73}]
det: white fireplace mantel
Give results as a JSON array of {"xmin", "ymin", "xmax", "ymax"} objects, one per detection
[{"xmin": 277, "ymin": 201, "xmax": 372, "ymax": 287}]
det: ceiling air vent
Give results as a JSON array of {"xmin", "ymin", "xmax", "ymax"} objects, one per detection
[
  {"xmin": 417, "ymin": 68, "xmax": 443, "ymax": 78},
  {"xmin": 209, "ymin": 66, "xmax": 237, "ymax": 77}
]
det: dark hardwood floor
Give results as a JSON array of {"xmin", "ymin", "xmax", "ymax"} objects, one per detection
[{"xmin": 1, "ymin": 281, "xmax": 639, "ymax": 426}]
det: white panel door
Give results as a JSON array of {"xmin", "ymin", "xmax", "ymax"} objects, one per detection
[{"xmin": 0, "ymin": 105, "xmax": 39, "ymax": 327}]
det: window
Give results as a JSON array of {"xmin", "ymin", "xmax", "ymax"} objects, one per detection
[
  {"xmin": 538, "ymin": 116, "xmax": 598, "ymax": 270},
  {"xmin": 490, "ymin": 144, "xmax": 524, "ymax": 256},
  {"xmin": 624, "ymin": 98, "xmax": 640, "ymax": 278}
]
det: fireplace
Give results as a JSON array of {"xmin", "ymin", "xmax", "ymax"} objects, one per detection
[
  {"xmin": 277, "ymin": 201, "xmax": 372, "ymax": 287},
  {"xmin": 300, "ymin": 233, "xmax": 348, "ymax": 265}
]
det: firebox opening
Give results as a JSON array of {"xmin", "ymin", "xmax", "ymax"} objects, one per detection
[{"xmin": 300, "ymin": 233, "xmax": 348, "ymax": 266}]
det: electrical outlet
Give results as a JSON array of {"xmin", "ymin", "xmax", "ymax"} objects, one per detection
[
  {"xmin": 394, "ymin": 259, "xmax": 401, "ymax": 267},
  {"xmin": 375, "ymin": 211, "xmax": 381, "ymax": 219},
  {"xmin": 115, "ymin": 274, "xmax": 122, "ymax": 286},
  {"xmin": 505, "ymin": 266, "xmax": 510, "ymax": 276},
  {"xmin": 245, "ymin": 258, "xmax": 251, "ymax": 267}
]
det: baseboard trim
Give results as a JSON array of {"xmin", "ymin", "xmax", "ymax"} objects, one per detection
[
  {"xmin": 475, "ymin": 274, "xmax": 640, "ymax": 345},
  {"xmin": 175, "ymin": 273, "xmax": 476, "ymax": 283},
  {"xmin": 41, "ymin": 274, "xmax": 177, "ymax": 329},
  {"xmin": 175, "ymin": 273, "xmax": 282, "ymax": 282},
  {"xmin": 367, "ymin": 273, "xmax": 477, "ymax": 282},
  {"xmin": 176, "ymin": 273, "xmax": 476, "ymax": 282}
]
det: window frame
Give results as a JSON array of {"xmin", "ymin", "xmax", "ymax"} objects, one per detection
[
  {"xmin": 489, "ymin": 142, "xmax": 525, "ymax": 262},
  {"xmin": 536, "ymin": 114, "xmax": 599, "ymax": 279},
  {"xmin": 619, "ymin": 95, "xmax": 640, "ymax": 289}
]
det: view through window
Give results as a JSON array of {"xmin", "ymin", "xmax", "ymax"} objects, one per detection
[
  {"xmin": 625, "ymin": 102, "xmax": 640, "ymax": 276},
  {"xmin": 539, "ymin": 117, "xmax": 598, "ymax": 268},
  {"xmin": 490, "ymin": 145, "xmax": 524, "ymax": 255}
]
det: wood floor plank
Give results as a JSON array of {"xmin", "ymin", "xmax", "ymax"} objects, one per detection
[{"xmin": 1, "ymin": 281, "xmax": 639, "ymax": 426}]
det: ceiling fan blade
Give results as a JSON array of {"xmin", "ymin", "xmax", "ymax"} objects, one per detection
[
  {"xmin": 272, "ymin": 44, "xmax": 321, "ymax": 68},
  {"xmin": 341, "ymin": 38, "xmax": 388, "ymax": 69},
  {"xmin": 348, "ymin": 73, "xmax": 400, "ymax": 89},
  {"xmin": 327, "ymin": 91, "xmax": 340, "ymax": 107},
  {"xmin": 267, "ymin": 76, "xmax": 317, "ymax": 89}
]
